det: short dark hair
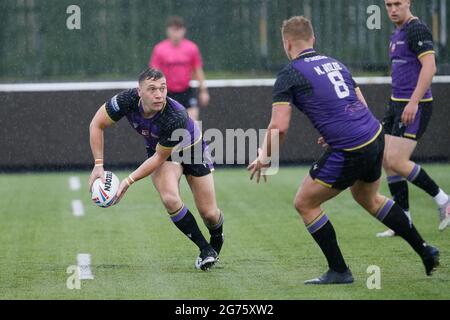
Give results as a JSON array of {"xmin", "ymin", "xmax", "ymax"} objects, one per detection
[
  {"xmin": 166, "ymin": 16, "xmax": 185, "ymax": 28},
  {"xmin": 138, "ymin": 68, "xmax": 165, "ymax": 84},
  {"xmin": 282, "ymin": 16, "xmax": 314, "ymax": 41}
]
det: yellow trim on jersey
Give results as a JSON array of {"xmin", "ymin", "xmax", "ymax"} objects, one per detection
[
  {"xmin": 390, "ymin": 96, "xmax": 433, "ymax": 102},
  {"xmin": 101, "ymin": 104, "xmax": 116, "ymax": 123},
  {"xmin": 156, "ymin": 143, "xmax": 175, "ymax": 150},
  {"xmin": 180, "ymin": 133, "xmax": 203, "ymax": 151},
  {"xmin": 315, "ymin": 179, "xmax": 332, "ymax": 188},
  {"xmin": 404, "ymin": 133, "xmax": 417, "ymax": 139},
  {"xmin": 272, "ymin": 102, "xmax": 291, "ymax": 107},
  {"xmin": 418, "ymin": 50, "xmax": 435, "ymax": 59},
  {"xmin": 343, "ymin": 124, "xmax": 382, "ymax": 152}
]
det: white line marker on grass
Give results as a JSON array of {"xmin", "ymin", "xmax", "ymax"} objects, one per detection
[
  {"xmin": 71, "ymin": 200, "xmax": 85, "ymax": 217},
  {"xmin": 77, "ymin": 253, "xmax": 94, "ymax": 280},
  {"xmin": 69, "ymin": 176, "xmax": 81, "ymax": 191}
]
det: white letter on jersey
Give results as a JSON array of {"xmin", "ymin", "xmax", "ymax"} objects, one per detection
[
  {"xmin": 314, "ymin": 66, "xmax": 325, "ymax": 75},
  {"xmin": 66, "ymin": 5, "xmax": 81, "ymax": 30},
  {"xmin": 366, "ymin": 5, "xmax": 381, "ymax": 30}
]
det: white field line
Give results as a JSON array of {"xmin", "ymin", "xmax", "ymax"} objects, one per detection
[
  {"xmin": 71, "ymin": 200, "xmax": 85, "ymax": 217},
  {"xmin": 69, "ymin": 176, "xmax": 81, "ymax": 191},
  {"xmin": 77, "ymin": 253, "xmax": 94, "ymax": 280}
]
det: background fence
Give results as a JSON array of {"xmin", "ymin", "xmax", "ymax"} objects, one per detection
[
  {"xmin": 1, "ymin": 0, "xmax": 449, "ymax": 82},
  {"xmin": 1, "ymin": 79, "xmax": 449, "ymax": 171}
]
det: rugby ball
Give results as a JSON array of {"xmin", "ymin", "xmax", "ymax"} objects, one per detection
[{"xmin": 91, "ymin": 171, "xmax": 119, "ymax": 208}]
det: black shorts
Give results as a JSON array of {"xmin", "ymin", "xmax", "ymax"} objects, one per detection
[
  {"xmin": 168, "ymin": 88, "xmax": 198, "ymax": 109},
  {"xmin": 382, "ymin": 100, "xmax": 433, "ymax": 141},
  {"xmin": 309, "ymin": 132, "xmax": 385, "ymax": 190},
  {"xmin": 146, "ymin": 145, "xmax": 213, "ymax": 178}
]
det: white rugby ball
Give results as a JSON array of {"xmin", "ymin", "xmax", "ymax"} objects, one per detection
[{"xmin": 91, "ymin": 171, "xmax": 119, "ymax": 208}]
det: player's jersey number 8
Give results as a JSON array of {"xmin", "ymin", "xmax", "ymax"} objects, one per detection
[{"xmin": 327, "ymin": 70, "xmax": 350, "ymax": 99}]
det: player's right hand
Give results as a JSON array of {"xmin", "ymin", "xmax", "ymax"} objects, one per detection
[
  {"xmin": 88, "ymin": 166, "xmax": 105, "ymax": 192},
  {"xmin": 247, "ymin": 148, "xmax": 269, "ymax": 184}
]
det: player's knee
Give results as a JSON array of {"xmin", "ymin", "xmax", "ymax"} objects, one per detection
[
  {"xmin": 293, "ymin": 196, "xmax": 310, "ymax": 216},
  {"xmin": 383, "ymin": 154, "xmax": 395, "ymax": 172},
  {"xmin": 198, "ymin": 207, "xmax": 219, "ymax": 222},
  {"xmin": 384, "ymin": 153, "xmax": 405, "ymax": 172},
  {"xmin": 160, "ymin": 193, "xmax": 182, "ymax": 212},
  {"xmin": 354, "ymin": 194, "xmax": 379, "ymax": 214}
]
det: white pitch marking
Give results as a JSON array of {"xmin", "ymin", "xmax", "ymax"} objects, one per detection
[
  {"xmin": 69, "ymin": 176, "xmax": 81, "ymax": 191},
  {"xmin": 77, "ymin": 253, "xmax": 94, "ymax": 280},
  {"xmin": 71, "ymin": 200, "xmax": 85, "ymax": 217}
]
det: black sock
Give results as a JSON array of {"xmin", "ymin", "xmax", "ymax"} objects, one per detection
[
  {"xmin": 407, "ymin": 164, "xmax": 440, "ymax": 197},
  {"xmin": 387, "ymin": 176, "xmax": 409, "ymax": 211},
  {"xmin": 170, "ymin": 205, "xmax": 209, "ymax": 250},
  {"xmin": 306, "ymin": 213, "xmax": 348, "ymax": 273},
  {"xmin": 376, "ymin": 199, "xmax": 427, "ymax": 256},
  {"xmin": 205, "ymin": 211, "xmax": 224, "ymax": 237}
]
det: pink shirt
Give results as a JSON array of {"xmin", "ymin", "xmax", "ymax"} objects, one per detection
[{"xmin": 150, "ymin": 39, "xmax": 203, "ymax": 93}]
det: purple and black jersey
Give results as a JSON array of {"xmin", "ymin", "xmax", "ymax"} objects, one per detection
[
  {"xmin": 389, "ymin": 18, "xmax": 435, "ymax": 101},
  {"xmin": 272, "ymin": 49, "xmax": 381, "ymax": 151},
  {"xmin": 104, "ymin": 88, "xmax": 202, "ymax": 156}
]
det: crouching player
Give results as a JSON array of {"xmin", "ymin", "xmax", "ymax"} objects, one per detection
[{"xmin": 88, "ymin": 68, "xmax": 224, "ymax": 271}]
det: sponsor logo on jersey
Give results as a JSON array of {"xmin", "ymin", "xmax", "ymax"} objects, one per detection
[{"xmin": 111, "ymin": 95, "xmax": 120, "ymax": 112}]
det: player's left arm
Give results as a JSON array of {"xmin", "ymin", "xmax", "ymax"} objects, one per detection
[
  {"xmin": 402, "ymin": 23, "xmax": 437, "ymax": 126},
  {"xmin": 114, "ymin": 146, "xmax": 172, "ymax": 204},
  {"xmin": 114, "ymin": 112, "xmax": 186, "ymax": 204}
]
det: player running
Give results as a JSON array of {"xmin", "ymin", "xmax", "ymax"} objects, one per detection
[
  {"xmin": 248, "ymin": 16, "xmax": 439, "ymax": 284},
  {"xmin": 377, "ymin": 0, "xmax": 450, "ymax": 238},
  {"xmin": 88, "ymin": 68, "xmax": 224, "ymax": 271}
]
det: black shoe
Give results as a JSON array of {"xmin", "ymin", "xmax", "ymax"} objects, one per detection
[
  {"xmin": 210, "ymin": 233, "xmax": 224, "ymax": 255},
  {"xmin": 195, "ymin": 246, "xmax": 218, "ymax": 271},
  {"xmin": 421, "ymin": 245, "xmax": 440, "ymax": 276},
  {"xmin": 304, "ymin": 269, "xmax": 354, "ymax": 285}
]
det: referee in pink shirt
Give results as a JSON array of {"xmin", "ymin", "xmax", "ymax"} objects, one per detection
[{"xmin": 150, "ymin": 16, "xmax": 210, "ymax": 120}]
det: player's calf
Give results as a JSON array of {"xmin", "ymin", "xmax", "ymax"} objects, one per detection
[{"xmin": 374, "ymin": 198, "xmax": 440, "ymax": 276}]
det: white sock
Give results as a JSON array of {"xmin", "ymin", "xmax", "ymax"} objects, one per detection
[{"xmin": 434, "ymin": 189, "xmax": 449, "ymax": 207}]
